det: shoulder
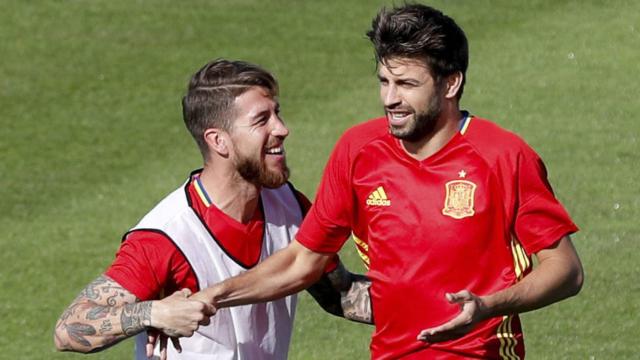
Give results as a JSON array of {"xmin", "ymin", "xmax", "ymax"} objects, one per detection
[
  {"xmin": 132, "ymin": 182, "xmax": 193, "ymax": 230},
  {"xmin": 340, "ymin": 117, "xmax": 388, "ymax": 147},
  {"xmin": 121, "ymin": 229, "xmax": 182, "ymax": 259},
  {"xmin": 333, "ymin": 117, "xmax": 389, "ymax": 159},
  {"xmin": 463, "ymin": 116, "xmax": 538, "ymax": 162},
  {"xmin": 108, "ymin": 229, "xmax": 193, "ymax": 299}
]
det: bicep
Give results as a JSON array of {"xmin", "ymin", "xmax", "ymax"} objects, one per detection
[
  {"xmin": 532, "ymin": 235, "xmax": 584, "ymax": 297},
  {"xmin": 535, "ymin": 235, "xmax": 582, "ymax": 272}
]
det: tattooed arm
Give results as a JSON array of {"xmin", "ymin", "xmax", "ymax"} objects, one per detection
[
  {"xmin": 54, "ymin": 275, "xmax": 214, "ymax": 353},
  {"xmin": 306, "ymin": 261, "xmax": 373, "ymax": 324}
]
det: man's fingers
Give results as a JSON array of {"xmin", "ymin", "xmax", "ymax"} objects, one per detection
[
  {"xmin": 188, "ymin": 291, "xmax": 211, "ymax": 304},
  {"xmin": 199, "ymin": 314, "xmax": 211, "ymax": 326},
  {"xmin": 202, "ymin": 302, "xmax": 216, "ymax": 316},
  {"xmin": 180, "ymin": 288, "xmax": 192, "ymax": 297},
  {"xmin": 420, "ymin": 318, "xmax": 458, "ymax": 337},
  {"xmin": 170, "ymin": 337, "xmax": 182, "ymax": 353},
  {"xmin": 417, "ymin": 311, "xmax": 471, "ymax": 342},
  {"xmin": 159, "ymin": 335, "xmax": 168, "ymax": 360},
  {"xmin": 146, "ymin": 330, "xmax": 159, "ymax": 358},
  {"xmin": 446, "ymin": 290, "xmax": 471, "ymax": 303}
]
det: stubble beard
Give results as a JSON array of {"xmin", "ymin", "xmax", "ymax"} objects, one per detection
[
  {"xmin": 235, "ymin": 154, "xmax": 290, "ymax": 189},
  {"xmin": 388, "ymin": 85, "xmax": 444, "ymax": 142},
  {"xmin": 389, "ymin": 99, "xmax": 442, "ymax": 142}
]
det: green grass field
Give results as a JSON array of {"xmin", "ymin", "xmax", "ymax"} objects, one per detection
[{"xmin": 1, "ymin": 0, "xmax": 638, "ymax": 358}]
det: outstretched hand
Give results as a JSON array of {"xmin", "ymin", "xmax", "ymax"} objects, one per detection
[{"xmin": 417, "ymin": 290, "xmax": 489, "ymax": 343}]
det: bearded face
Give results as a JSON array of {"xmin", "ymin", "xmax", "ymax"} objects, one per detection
[
  {"xmin": 233, "ymin": 145, "xmax": 290, "ymax": 189},
  {"xmin": 379, "ymin": 58, "xmax": 447, "ymax": 143},
  {"xmin": 387, "ymin": 86, "xmax": 443, "ymax": 142}
]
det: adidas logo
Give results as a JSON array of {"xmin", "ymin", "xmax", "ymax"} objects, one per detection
[{"xmin": 366, "ymin": 186, "xmax": 391, "ymax": 206}]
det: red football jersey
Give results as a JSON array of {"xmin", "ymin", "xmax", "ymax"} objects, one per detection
[
  {"xmin": 106, "ymin": 171, "xmax": 311, "ymax": 301},
  {"xmin": 297, "ymin": 115, "xmax": 578, "ymax": 359}
]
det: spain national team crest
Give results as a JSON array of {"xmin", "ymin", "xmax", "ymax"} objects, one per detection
[{"xmin": 442, "ymin": 179, "xmax": 476, "ymax": 219}]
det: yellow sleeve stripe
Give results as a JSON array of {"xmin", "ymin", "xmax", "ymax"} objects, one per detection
[
  {"xmin": 497, "ymin": 315, "xmax": 521, "ymax": 360},
  {"xmin": 352, "ymin": 234, "xmax": 369, "ymax": 251},
  {"xmin": 495, "ymin": 237, "xmax": 532, "ymax": 359},
  {"xmin": 352, "ymin": 235, "xmax": 370, "ymax": 269},
  {"xmin": 510, "ymin": 238, "xmax": 531, "ymax": 280}
]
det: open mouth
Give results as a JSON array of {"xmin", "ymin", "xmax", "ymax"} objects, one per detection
[
  {"xmin": 387, "ymin": 111, "xmax": 413, "ymax": 126},
  {"xmin": 265, "ymin": 146, "xmax": 284, "ymax": 155}
]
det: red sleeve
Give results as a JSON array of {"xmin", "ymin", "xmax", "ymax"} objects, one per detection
[
  {"xmin": 514, "ymin": 145, "xmax": 578, "ymax": 254},
  {"xmin": 105, "ymin": 230, "xmax": 198, "ymax": 300},
  {"xmin": 296, "ymin": 132, "xmax": 355, "ymax": 254},
  {"xmin": 292, "ymin": 188, "xmax": 339, "ymax": 272}
]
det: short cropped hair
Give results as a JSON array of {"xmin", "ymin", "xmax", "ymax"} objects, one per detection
[
  {"xmin": 182, "ymin": 59, "xmax": 278, "ymax": 158},
  {"xmin": 366, "ymin": 3, "xmax": 469, "ymax": 98}
]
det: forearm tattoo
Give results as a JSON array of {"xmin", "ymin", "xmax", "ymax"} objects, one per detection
[
  {"xmin": 328, "ymin": 262, "xmax": 373, "ymax": 324},
  {"xmin": 341, "ymin": 275, "xmax": 373, "ymax": 324},
  {"xmin": 120, "ymin": 301, "xmax": 151, "ymax": 336},
  {"xmin": 55, "ymin": 275, "xmax": 144, "ymax": 352}
]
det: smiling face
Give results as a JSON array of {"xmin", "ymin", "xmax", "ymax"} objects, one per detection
[
  {"xmin": 228, "ymin": 86, "xmax": 290, "ymax": 188},
  {"xmin": 378, "ymin": 57, "xmax": 446, "ymax": 142}
]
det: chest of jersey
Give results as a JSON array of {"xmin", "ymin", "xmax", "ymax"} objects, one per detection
[{"xmin": 351, "ymin": 136, "xmax": 511, "ymax": 286}]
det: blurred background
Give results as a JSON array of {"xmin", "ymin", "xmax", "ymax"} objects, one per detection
[{"xmin": 1, "ymin": 0, "xmax": 638, "ymax": 358}]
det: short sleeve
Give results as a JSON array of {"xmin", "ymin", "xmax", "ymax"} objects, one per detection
[
  {"xmin": 296, "ymin": 134, "xmax": 355, "ymax": 254},
  {"xmin": 105, "ymin": 230, "xmax": 197, "ymax": 300},
  {"xmin": 513, "ymin": 146, "xmax": 578, "ymax": 254}
]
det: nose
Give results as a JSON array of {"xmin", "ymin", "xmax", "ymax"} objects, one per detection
[
  {"xmin": 382, "ymin": 84, "xmax": 401, "ymax": 108},
  {"xmin": 272, "ymin": 116, "xmax": 289, "ymax": 138}
]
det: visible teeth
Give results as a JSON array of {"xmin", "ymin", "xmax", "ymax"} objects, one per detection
[
  {"xmin": 266, "ymin": 147, "xmax": 283, "ymax": 155},
  {"xmin": 392, "ymin": 112, "xmax": 409, "ymax": 119}
]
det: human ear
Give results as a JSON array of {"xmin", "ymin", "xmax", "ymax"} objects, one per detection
[
  {"xmin": 444, "ymin": 71, "xmax": 463, "ymax": 99},
  {"xmin": 204, "ymin": 128, "xmax": 230, "ymax": 157}
]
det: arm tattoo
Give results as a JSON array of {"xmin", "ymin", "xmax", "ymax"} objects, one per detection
[
  {"xmin": 307, "ymin": 262, "xmax": 374, "ymax": 324},
  {"xmin": 340, "ymin": 275, "xmax": 373, "ymax": 324},
  {"xmin": 55, "ymin": 275, "xmax": 141, "ymax": 352},
  {"xmin": 120, "ymin": 301, "xmax": 152, "ymax": 336},
  {"xmin": 98, "ymin": 320, "xmax": 113, "ymax": 334},
  {"xmin": 65, "ymin": 323, "xmax": 96, "ymax": 348},
  {"xmin": 86, "ymin": 306, "xmax": 110, "ymax": 320}
]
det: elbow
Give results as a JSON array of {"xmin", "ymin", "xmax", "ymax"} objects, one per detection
[
  {"xmin": 53, "ymin": 328, "xmax": 73, "ymax": 352},
  {"xmin": 568, "ymin": 264, "xmax": 584, "ymax": 297},
  {"xmin": 53, "ymin": 325, "xmax": 94, "ymax": 353},
  {"xmin": 563, "ymin": 258, "xmax": 584, "ymax": 298},
  {"xmin": 53, "ymin": 322, "xmax": 69, "ymax": 352}
]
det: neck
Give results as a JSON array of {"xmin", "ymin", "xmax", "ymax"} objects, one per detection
[
  {"xmin": 401, "ymin": 106, "xmax": 463, "ymax": 161},
  {"xmin": 198, "ymin": 165, "xmax": 261, "ymax": 223}
]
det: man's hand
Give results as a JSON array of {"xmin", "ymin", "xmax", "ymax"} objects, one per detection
[
  {"xmin": 146, "ymin": 330, "xmax": 183, "ymax": 360},
  {"xmin": 188, "ymin": 289, "xmax": 215, "ymax": 305},
  {"xmin": 145, "ymin": 289, "xmax": 216, "ymax": 360},
  {"xmin": 417, "ymin": 290, "xmax": 488, "ymax": 343},
  {"xmin": 150, "ymin": 289, "xmax": 216, "ymax": 337}
]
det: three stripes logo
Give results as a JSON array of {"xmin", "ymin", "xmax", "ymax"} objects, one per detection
[{"xmin": 366, "ymin": 186, "xmax": 391, "ymax": 206}]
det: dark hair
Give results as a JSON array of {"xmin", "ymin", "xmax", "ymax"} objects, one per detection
[
  {"xmin": 182, "ymin": 59, "xmax": 278, "ymax": 158},
  {"xmin": 366, "ymin": 3, "xmax": 468, "ymax": 98}
]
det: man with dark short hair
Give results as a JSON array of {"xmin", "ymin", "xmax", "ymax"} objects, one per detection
[
  {"xmin": 54, "ymin": 59, "xmax": 371, "ymax": 360},
  {"xmin": 190, "ymin": 5, "xmax": 583, "ymax": 359}
]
